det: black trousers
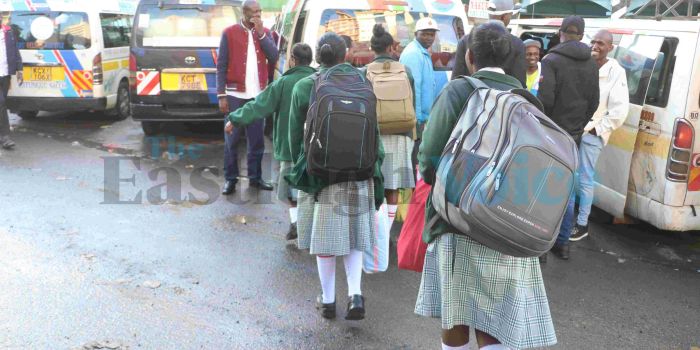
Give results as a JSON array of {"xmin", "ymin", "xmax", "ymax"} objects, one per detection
[{"xmin": 0, "ymin": 75, "xmax": 10, "ymax": 136}]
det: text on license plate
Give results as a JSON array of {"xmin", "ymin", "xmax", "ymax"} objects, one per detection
[
  {"xmin": 24, "ymin": 67, "xmax": 65, "ymax": 81},
  {"xmin": 161, "ymin": 73, "xmax": 207, "ymax": 91}
]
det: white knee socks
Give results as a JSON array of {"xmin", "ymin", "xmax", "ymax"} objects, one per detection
[
  {"xmin": 289, "ymin": 207, "xmax": 298, "ymax": 224},
  {"xmin": 316, "ymin": 256, "xmax": 336, "ymax": 303},
  {"xmin": 442, "ymin": 342, "xmax": 470, "ymax": 350},
  {"xmin": 343, "ymin": 249, "xmax": 363, "ymax": 296},
  {"xmin": 387, "ymin": 204, "xmax": 398, "ymax": 231}
]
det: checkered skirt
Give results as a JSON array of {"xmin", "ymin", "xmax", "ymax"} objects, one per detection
[
  {"xmin": 415, "ymin": 233, "xmax": 557, "ymax": 349},
  {"xmin": 277, "ymin": 161, "xmax": 298, "ymax": 203},
  {"xmin": 295, "ymin": 180, "xmax": 376, "ymax": 256},
  {"xmin": 381, "ymin": 134, "xmax": 415, "ymax": 190}
]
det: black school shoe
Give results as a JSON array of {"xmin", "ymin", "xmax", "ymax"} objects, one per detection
[
  {"xmin": 551, "ymin": 242, "xmax": 570, "ymax": 260},
  {"xmin": 569, "ymin": 224, "xmax": 589, "ymax": 242},
  {"xmin": 345, "ymin": 295, "xmax": 365, "ymax": 320},
  {"xmin": 316, "ymin": 294, "xmax": 336, "ymax": 319}
]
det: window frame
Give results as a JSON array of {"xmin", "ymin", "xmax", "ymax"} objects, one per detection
[{"xmin": 100, "ymin": 13, "xmax": 133, "ymax": 49}]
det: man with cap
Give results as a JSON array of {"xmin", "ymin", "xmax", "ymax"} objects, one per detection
[
  {"xmin": 400, "ymin": 16, "xmax": 439, "ymax": 167},
  {"xmin": 452, "ymin": 0, "xmax": 526, "ymax": 87},
  {"xmin": 537, "ymin": 15, "xmax": 599, "ymax": 262},
  {"xmin": 524, "ymin": 39, "xmax": 542, "ymax": 95}
]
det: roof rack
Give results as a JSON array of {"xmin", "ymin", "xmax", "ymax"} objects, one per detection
[{"xmin": 618, "ymin": 0, "xmax": 700, "ymax": 20}]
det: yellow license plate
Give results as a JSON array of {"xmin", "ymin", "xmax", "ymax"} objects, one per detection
[
  {"xmin": 25, "ymin": 66, "xmax": 65, "ymax": 81},
  {"xmin": 161, "ymin": 73, "xmax": 207, "ymax": 91}
]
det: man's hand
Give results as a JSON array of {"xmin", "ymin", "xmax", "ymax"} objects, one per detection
[
  {"xmin": 251, "ymin": 17, "xmax": 264, "ymax": 37},
  {"xmin": 225, "ymin": 121, "xmax": 234, "ymax": 135},
  {"xmin": 16, "ymin": 71, "xmax": 23, "ymax": 86},
  {"xmin": 218, "ymin": 97, "xmax": 229, "ymax": 114}
]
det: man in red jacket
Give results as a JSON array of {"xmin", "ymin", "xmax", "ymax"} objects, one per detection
[{"xmin": 217, "ymin": 0, "xmax": 278, "ymax": 194}]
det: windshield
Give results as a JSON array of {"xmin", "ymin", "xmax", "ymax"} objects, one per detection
[
  {"xmin": 10, "ymin": 11, "xmax": 91, "ymax": 50},
  {"xmin": 135, "ymin": 5, "xmax": 240, "ymax": 48},
  {"xmin": 318, "ymin": 9, "xmax": 464, "ymax": 70}
]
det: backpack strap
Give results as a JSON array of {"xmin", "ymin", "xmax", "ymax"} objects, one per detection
[{"xmin": 509, "ymin": 88, "xmax": 546, "ymax": 113}]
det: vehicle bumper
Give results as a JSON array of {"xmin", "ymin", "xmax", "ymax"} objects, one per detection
[
  {"xmin": 131, "ymin": 103, "xmax": 223, "ymax": 122},
  {"xmin": 7, "ymin": 97, "xmax": 107, "ymax": 112},
  {"xmin": 626, "ymin": 191, "xmax": 700, "ymax": 231}
]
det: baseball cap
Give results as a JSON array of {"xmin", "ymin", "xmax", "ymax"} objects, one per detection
[
  {"xmin": 560, "ymin": 15, "xmax": 585, "ymax": 35},
  {"xmin": 523, "ymin": 39, "xmax": 541, "ymax": 49},
  {"xmin": 415, "ymin": 17, "xmax": 440, "ymax": 32},
  {"xmin": 487, "ymin": 0, "xmax": 521, "ymax": 16}
]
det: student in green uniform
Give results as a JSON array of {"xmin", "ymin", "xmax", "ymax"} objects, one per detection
[
  {"xmin": 285, "ymin": 32, "xmax": 384, "ymax": 321},
  {"xmin": 414, "ymin": 21, "xmax": 557, "ymax": 350},
  {"xmin": 363, "ymin": 24, "xmax": 416, "ymax": 232},
  {"xmin": 226, "ymin": 43, "xmax": 316, "ymax": 240}
]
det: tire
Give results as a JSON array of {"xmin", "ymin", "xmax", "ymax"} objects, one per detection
[
  {"xmin": 114, "ymin": 81, "xmax": 131, "ymax": 120},
  {"xmin": 18, "ymin": 111, "xmax": 38, "ymax": 119},
  {"xmin": 141, "ymin": 121, "xmax": 161, "ymax": 136}
]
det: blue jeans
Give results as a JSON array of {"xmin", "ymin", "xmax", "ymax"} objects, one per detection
[
  {"xmin": 556, "ymin": 191, "xmax": 576, "ymax": 245},
  {"xmin": 224, "ymin": 96, "xmax": 265, "ymax": 182},
  {"xmin": 577, "ymin": 133, "xmax": 604, "ymax": 226}
]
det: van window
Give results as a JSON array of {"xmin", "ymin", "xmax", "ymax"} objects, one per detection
[
  {"xmin": 10, "ymin": 11, "xmax": 91, "ymax": 50},
  {"xmin": 645, "ymin": 38, "xmax": 678, "ymax": 107},
  {"xmin": 318, "ymin": 9, "xmax": 463, "ymax": 70},
  {"xmin": 134, "ymin": 5, "xmax": 240, "ymax": 48},
  {"xmin": 613, "ymin": 35, "xmax": 664, "ymax": 105},
  {"xmin": 101, "ymin": 14, "xmax": 132, "ymax": 48}
]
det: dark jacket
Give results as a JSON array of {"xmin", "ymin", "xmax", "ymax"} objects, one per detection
[
  {"xmin": 537, "ymin": 40, "xmax": 600, "ymax": 144},
  {"xmin": 419, "ymin": 71, "xmax": 522, "ymax": 243},
  {"xmin": 3, "ymin": 26, "xmax": 22, "ymax": 75},
  {"xmin": 452, "ymin": 34, "xmax": 526, "ymax": 88}
]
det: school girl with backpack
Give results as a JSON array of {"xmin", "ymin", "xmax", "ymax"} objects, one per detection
[
  {"xmin": 363, "ymin": 24, "xmax": 417, "ymax": 232},
  {"xmin": 414, "ymin": 22, "xmax": 558, "ymax": 349},
  {"xmin": 285, "ymin": 32, "xmax": 385, "ymax": 320}
]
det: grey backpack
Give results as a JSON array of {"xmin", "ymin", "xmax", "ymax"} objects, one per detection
[{"xmin": 431, "ymin": 77, "xmax": 578, "ymax": 257}]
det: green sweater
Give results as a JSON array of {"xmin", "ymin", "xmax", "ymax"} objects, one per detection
[
  {"xmin": 285, "ymin": 63, "xmax": 385, "ymax": 209},
  {"xmin": 227, "ymin": 65, "xmax": 316, "ymax": 162},
  {"xmin": 418, "ymin": 71, "xmax": 523, "ymax": 243}
]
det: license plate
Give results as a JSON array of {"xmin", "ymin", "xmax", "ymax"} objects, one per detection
[
  {"xmin": 161, "ymin": 73, "xmax": 207, "ymax": 91},
  {"xmin": 24, "ymin": 66, "xmax": 65, "ymax": 81}
]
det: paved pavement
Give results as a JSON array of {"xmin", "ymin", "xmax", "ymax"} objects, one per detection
[{"xmin": 0, "ymin": 112, "xmax": 699, "ymax": 350}]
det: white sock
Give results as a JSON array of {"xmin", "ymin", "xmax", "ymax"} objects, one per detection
[
  {"xmin": 343, "ymin": 249, "xmax": 363, "ymax": 296},
  {"xmin": 442, "ymin": 342, "xmax": 470, "ymax": 350},
  {"xmin": 387, "ymin": 204, "xmax": 398, "ymax": 230},
  {"xmin": 480, "ymin": 344, "xmax": 510, "ymax": 350},
  {"xmin": 289, "ymin": 207, "xmax": 298, "ymax": 224},
  {"xmin": 316, "ymin": 256, "xmax": 336, "ymax": 303}
]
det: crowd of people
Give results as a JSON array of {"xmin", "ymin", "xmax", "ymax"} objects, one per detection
[{"xmin": 123, "ymin": 0, "xmax": 630, "ymax": 348}]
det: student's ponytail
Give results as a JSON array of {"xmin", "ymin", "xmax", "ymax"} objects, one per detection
[{"xmin": 315, "ymin": 32, "xmax": 347, "ymax": 67}]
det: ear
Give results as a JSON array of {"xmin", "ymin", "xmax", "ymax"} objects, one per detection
[{"xmin": 467, "ymin": 48, "xmax": 474, "ymax": 66}]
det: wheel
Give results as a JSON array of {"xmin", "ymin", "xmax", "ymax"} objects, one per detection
[
  {"xmin": 141, "ymin": 121, "xmax": 161, "ymax": 136},
  {"xmin": 18, "ymin": 111, "xmax": 38, "ymax": 119},
  {"xmin": 108, "ymin": 81, "xmax": 131, "ymax": 120}
]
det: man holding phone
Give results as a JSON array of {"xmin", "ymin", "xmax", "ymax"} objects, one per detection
[
  {"xmin": 216, "ymin": 0, "xmax": 278, "ymax": 194},
  {"xmin": 0, "ymin": 14, "xmax": 23, "ymax": 150}
]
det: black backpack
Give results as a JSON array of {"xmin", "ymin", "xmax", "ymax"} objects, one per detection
[{"xmin": 305, "ymin": 66, "xmax": 378, "ymax": 184}]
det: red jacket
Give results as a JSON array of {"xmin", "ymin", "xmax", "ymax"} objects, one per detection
[{"xmin": 216, "ymin": 23, "xmax": 279, "ymax": 95}]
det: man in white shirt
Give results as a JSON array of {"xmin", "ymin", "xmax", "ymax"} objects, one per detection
[
  {"xmin": 570, "ymin": 29, "xmax": 630, "ymax": 241},
  {"xmin": 0, "ymin": 17, "xmax": 23, "ymax": 150}
]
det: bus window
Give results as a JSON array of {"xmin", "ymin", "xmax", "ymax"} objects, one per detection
[
  {"xmin": 614, "ymin": 35, "xmax": 665, "ymax": 106},
  {"xmin": 101, "ymin": 14, "xmax": 132, "ymax": 48},
  {"xmin": 645, "ymin": 37, "xmax": 678, "ymax": 107},
  {"xmin": 318, "ymin": 9, "xmax": 462, "ymax": 70},
  {"xmin": 11, "ymin": 11, "xmax": 91, "ymax": 50}
]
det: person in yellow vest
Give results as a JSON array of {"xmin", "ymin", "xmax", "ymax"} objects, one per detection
[{"xmin": 524, "ymin": 39, "xmax": 541, "ymax": 95}]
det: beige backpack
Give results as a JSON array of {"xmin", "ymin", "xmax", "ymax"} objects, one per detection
[{"xmin": 366, "ymin": 60, "xmax": 416, "ymax": 135}]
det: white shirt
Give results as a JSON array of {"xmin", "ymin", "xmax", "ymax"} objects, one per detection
[
  {"xmin": 478, "ymin": 67, "xmax": 505, "ymax": 74},
  {"xmin": 0, "ymin": 32, "xmax": 9, "ymax": 77},
  {"xmin": 584, "ymin": 58, "xmax": 630, "ymax": 145},
  {"xmin": 227, "ymin": 24, "xmax": 261, "ymax": 99}
]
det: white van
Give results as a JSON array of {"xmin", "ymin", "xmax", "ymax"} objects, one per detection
[
  {"xmin": 2, "ymin": 0, "xmax": 137, "ymax": 120},
  {"xmin": 275, "ymin": 0, "xmax": 468, "ymax": 92},
  {"xmin": 512, "ymin": 18, "xmax": 700, "ymax": 231}
]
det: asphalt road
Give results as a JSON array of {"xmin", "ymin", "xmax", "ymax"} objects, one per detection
[{"xmin": 1, "ymin": 112, "xmax": 699, "ymax": 350}]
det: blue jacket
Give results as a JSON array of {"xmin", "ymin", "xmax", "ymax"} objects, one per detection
[
  {"xmin": 399, "ymin": 40, "xmax": 435, "ymax": 123},
  {"xmin": 3, "ymin": 26, "xmax": 22, "ymax": 75}
]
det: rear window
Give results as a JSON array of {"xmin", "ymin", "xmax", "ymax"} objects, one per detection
[
  {"xmin": 134, "ymin": 4, "xmax": 240, "ymax": 48},
  {"xmin": 318, "ymin": 9, "xmax": 464, "ymax": 70},
  {"xmin": 10, "ymin": 11, "xmax": 91, "ymax": 50}
]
